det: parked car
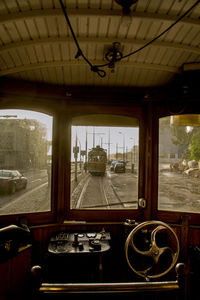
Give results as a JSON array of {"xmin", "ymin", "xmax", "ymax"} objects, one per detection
[
  {"xmin": 110, "ymin": 160, "xmax": 118, "ymax": 171},
  {"xmin": 114, "ymin": 162, "xmax": 126, "ymax": 173},
  {"xmin": 0, "ymin": 170, "xmax": 27, "ymax": 194}
]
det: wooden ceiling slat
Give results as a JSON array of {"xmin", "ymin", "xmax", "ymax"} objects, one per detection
[
  {"xmin": 0, "ymin": 0, "xmax": 199, "ymax": 88},
  {"xmin": 1, "ymin": 51, "xmax": 15, "ymax": 68},
  {"xmin": 34, "ymin": 45, "xmax": 46, "ymax": 62},
  {"xmin": 8, "ymin": 49, "xmax": 22, "ymax": 66}
]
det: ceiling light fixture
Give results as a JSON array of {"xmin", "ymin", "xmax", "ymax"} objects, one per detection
[
  {"xmin": 115, "ymin": 0, "xmax": 138, "ymax": 27},
  {"xmin": 115, "ymin": 0, "xmax": 138, "ymax": 15}
]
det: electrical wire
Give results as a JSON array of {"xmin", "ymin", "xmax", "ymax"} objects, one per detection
[
  {"xmin": 59, "ymin": 0, "xmax": 200, "ymax": 77},
  {"xmin": 59, "ymin": 0, "xmax": 106, "ymax": 77}
]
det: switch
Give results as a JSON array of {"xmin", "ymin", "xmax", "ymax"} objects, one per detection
[{"xmin": 72, "ymin": 233, "xmax": 79, "ymax": 247}]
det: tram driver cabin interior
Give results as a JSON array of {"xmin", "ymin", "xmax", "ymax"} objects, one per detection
[{"xmin": 0, "ymin": 1, "xmax": 200, "ymax": 299}]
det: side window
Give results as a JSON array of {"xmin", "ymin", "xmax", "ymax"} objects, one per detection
[
  {"xmin": 70, "ymin": 114, "xmax": 139, "ymax": 210},
  {"xmin": 0, "ymin": 109, "xmax": 53, "ymax": 215},
  {"xmin": 158, "ymin": 114, "xmax": 200, "ymax": 213}
]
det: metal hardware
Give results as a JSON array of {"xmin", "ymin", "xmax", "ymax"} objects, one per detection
[{"xmin": 138, "ymin": 198, "xmax": 146, "ymax": 208}]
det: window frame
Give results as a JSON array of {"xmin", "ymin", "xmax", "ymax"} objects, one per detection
[
  {"xmin": 0, "ymin": 100, "xmax": 59, "ymax": 226},
  {"xmin": 151, "ymin": 102, "xmax": 200, "ymax": 226},
  {"xmin": 63, "ymin": 103, "xmax": 146, "ymax": 222},
  {"xmin": 0, "ymin": 97, "xmax": 147, "ymax": 225}
]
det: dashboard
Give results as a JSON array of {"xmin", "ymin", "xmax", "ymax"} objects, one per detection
[{"xmin": 48, "ymin": 229, "xmax": 111, "ymax": 254}]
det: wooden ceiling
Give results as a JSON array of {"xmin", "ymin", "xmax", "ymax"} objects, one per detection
[{"xmin": 0, "ymin": 0, "xmax": 200, "ymax": 89}]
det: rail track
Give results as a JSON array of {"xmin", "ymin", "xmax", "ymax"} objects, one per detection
[{"xmin": 73, "ymin": 172, "xmax": 126, "ymax": 209}]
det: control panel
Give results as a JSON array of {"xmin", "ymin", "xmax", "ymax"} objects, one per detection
[{"xmin": 48, "ymin": 229, "xmax": 111, "ymax": 254}]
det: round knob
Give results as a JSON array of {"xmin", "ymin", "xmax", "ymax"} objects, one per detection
[{"xmin": 90, "ymin": 240, "xmax": 101, "ymax": 251}]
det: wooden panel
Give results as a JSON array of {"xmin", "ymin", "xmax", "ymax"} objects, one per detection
[
  {"xmin": 0, "ymin": 1, "xmax": 8, "ymax": 14},
  {"xmin": 137, "ymin": 20, "xmax": 153, "ymax": 40},
  {"xmin": 78, "ymin": 16, "xmax": 88, "ymax": 36},
  {"xmin": 0, "ymin": 0, "xmax": 199, "ymax": 88},
  {"xmin": 46, "ymin": 16, "xmax": 58, "ymax": 38},
  {"xmin": 107, "ymin": 16, "xmax": 120, "ymax": 38},
  {"xmin": 0, "ymin": 25, "xmax": 12, "ymax": 44},
  {"xmin": 51, "ymin": 43, "xmax": 61, "ymax": 61},
  {"xmin": 4, "ymin": 0, "xmax": 19, "ymax": 13},
  {"xmin": 17, "ymin": 48, "xmax": 30, "ymax": 65},
  {"xmin": 35, "ymin": 17, "xmax": 48, "ymax": 38},
  {"xmin": 1, "ymin": 52, "xmax": 15, "ymax": 68},
  {"xmin": 98, "ymin": 16, "xmax": 109, "ymax": 37},
  {"xmin": 26, "ymin": 46, "xmax": 38, "ymax": 64},
  {"xmin": 0, "ymin": 245, "xmax": 32, "ymax": 300},
  {"xmin": 163, "ymin": 23, "xmax": 183, "ymax": 43},
  {"xmin": 43, "ymin": 44, "xmax": 53, "ymax": 62},
  {"xmin": 25, "ymin": 19, "xmax": 40, "ymax": 40},
  {"xmin": 10, "ymin": 246, "xmax": 32, "ymax": 297},
  {"xmin": 9, "ymin": 49, "xmax": 23, "ymax": 66},
  {"xmin": 34, "ymin": 45, "xmax": 45, "ymax": 62},
  {"xmin": 169, "ymin": 0, "xmax": 188, "ymax": 16},
  {"xmin": 0, "ymin": 259, "xmax": 11, "ymax": 299},
  {"xmin": 41, "ymin": 0, "xmax": 53, "ymax": 9},
  {"xmin": 28, "ymin": 0, "xmax": 41, "ymax": 10},
  {"xmin": 4, "ymin": 23, "xmax": 21, "ymax": 42},
  {"xmin": 88, "ymin": 16, "xmax": 99, "ymax": 37},
  {"xmin": 158, "ymin": 0, "xmax": 175, "ymax": 14},
  {"xmin": 0, "ymin": 54, "xmax": 8, "ymax": 70},
  {"xmin": 15, "ymin": 20, "xmax": 30, "ymax": 40},
  {"xmin": 57, "ymin": 16, "xmax": 69, "ymax": 37}
]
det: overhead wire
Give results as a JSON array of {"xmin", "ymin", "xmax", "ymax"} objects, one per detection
[{"xmin": 59, "ymin": 0, "xmax": 200, "ymax": 78}]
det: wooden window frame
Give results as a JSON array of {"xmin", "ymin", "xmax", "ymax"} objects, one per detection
[{"xmin": 151, "ymin": 102, "xmax": 200, "ymax": 226}]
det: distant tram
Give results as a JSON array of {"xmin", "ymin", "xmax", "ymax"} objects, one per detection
[{"xmin": 87, "ymin": 145, "xmax": 107, "ymax": 176}]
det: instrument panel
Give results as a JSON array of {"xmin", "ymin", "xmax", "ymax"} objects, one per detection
[{"xmin": 48, "ymin": 230, "xmax": 111, "ymax": 254}]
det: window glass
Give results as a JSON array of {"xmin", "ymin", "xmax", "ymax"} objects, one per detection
[
  {"xmin": 70, "ymin": 115, "xmax": 139, "ymax": 209},
  {"xmin": 0, "ymin": 109, "xmax": 52, "ymax": 215},
  {"xmin": 158, "ymin": 115, "xmax": 200, "ymax": 213}
]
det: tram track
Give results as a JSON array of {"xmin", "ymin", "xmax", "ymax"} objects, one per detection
[{"xmin": 74, "ymin": 172, "xmax": 126, "ymax": 209}]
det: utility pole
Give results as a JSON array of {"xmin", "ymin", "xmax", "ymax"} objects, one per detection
[
  {"xmin": 73, "ymin": 130, "xmax": 79, "ymax": 182},
  {"xmin": 85, "ymin": 127, "xmax": 88, "ymax": 164},
  {"xmin": 119, "ymin": 131, "xmax": 125, "ymax": 161}
]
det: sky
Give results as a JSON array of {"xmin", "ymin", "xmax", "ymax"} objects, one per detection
[{"xmin": 71, "ymin": 125, "xmax": 139, "ymax": 159}]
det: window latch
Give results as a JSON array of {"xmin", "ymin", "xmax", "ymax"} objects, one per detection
[{"xmin": 138, "ymin": 198, "xmax": 146, "ymax": 208}]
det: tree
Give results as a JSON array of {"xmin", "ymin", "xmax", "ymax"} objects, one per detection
[
  {"xmin": 190, "ymin": 132, "xmax": 200, "ymax": 162},
  {"xmin": 170, "ymin": 125, "xmax": 192, "ymax": 159}
]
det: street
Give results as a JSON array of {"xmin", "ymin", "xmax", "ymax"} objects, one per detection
[
  {"xmin": 0, "ymin": 169, "xmax": 50, "ymax": 215},
  {"xmin": 159, "ymin": 170, "xmax": 200, "ymax": 213},
  {"xmin": 0, "ymin": 167, "xmax": 199, "ymax": 215}
]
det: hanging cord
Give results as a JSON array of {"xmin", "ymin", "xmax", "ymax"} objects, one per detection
[
  {"xmin": 59, "ymin": 0, "xmax": 106, "ymax": 77},
  {"xmin": 59, "ymin": 0, "xmax": 200, "ymax": 76}
]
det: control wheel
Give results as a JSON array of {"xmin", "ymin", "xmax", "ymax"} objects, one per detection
[{"xmin": 124, "ymin": 221, "xmax": 180, "ymax": 279}]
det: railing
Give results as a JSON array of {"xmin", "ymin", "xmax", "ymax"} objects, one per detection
[{"xmin": 40, "ymin": 280, "xmax": 180, "ymax": 294}]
